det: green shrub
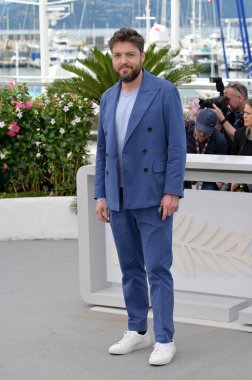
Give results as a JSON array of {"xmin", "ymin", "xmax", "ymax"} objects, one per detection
[{"xmin": 0, "ymin": 80, "xmax": 94, "ymax": 195}]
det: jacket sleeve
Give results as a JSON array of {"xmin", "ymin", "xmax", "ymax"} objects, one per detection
[
  {"xmin": 94, "ymin": 97, "xmax": 106, "ymax": 199},
  {"xmin": 163, "ymin": 84, "xmax": 186, "ymax": 198},
  {"xmin": 231, "ymin": 128, "xmax": 246, "ymax": 155}
]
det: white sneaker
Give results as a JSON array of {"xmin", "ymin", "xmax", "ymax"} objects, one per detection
[
  {"xmin": 149, "ymin": 342, "xmax": 176, "ymax": 366},
  {"xmin": 109, "ymin": 330, "xmax": 152, "ymax": 355}
]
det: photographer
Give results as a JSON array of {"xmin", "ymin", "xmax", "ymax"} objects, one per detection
[
  {"xmin": 186, "ymin": 108, "xmax": 227, "ymax": 190},
  {"xmin": 229, "ymin": 98, "xmax": 252, "ymax": 192},
  {"xmin": 212, "ymin": 81, "xmax": 248, "ymax": 147}
]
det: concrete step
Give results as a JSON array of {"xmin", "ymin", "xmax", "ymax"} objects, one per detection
[
  {"xmin": 239, "ymin": 306, "xmax": 252, "ymax": 325},
  {"xmin": 174, "ymin": 292, "xmax": 247, "ymax": 322}
]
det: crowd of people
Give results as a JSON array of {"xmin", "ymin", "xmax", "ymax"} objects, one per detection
[{"xmin": 185, "ymin": 81, "xmax": 252, "ymax": 192}]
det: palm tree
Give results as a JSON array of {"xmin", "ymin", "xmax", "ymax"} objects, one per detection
[{"xmin": 47, "ymin": 44, "xmax": 201, "ymax": 105}]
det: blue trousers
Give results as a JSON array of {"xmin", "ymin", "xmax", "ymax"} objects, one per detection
[{"xmin": 109, "ymin": 195, "xmax": 174, "ymax": 343}]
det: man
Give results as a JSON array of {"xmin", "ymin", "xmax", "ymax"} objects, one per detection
[
  {"xmin": 213, "ymin": 81, "xmax": 248, "ymax": 148},
  {"xmin": 94, "ymin": 28, "xmax": 186, "ymax": 366},
  {"xmin": 186, "ymin": 108, "xmax": 227, "ymax": 190}
]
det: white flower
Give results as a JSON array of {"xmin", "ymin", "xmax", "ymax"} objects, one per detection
[
  {"xmin": 75, "ymin": 116, "xmax": 81, "ymax": 123},
  {"xmin": 0, "ymin": 152, "xmax": 5, "ymax": 159},
  {"xmin": 36, "ymin": 128, "xmax": 40, "ymax": 131},
  {"xmin": 67, "ymin": 151, "xmax": 72, "ymax": 158},
  {"xmin": 50, "ymin": 119, "xmax": 56, "ymax": 125},
  {"xmin": 35, "ymin": 141, "xmax": 41, "ymax": 146},
  {"xmin": 68, "ymin": 102, "xmax": 73, "ymax": 107},
  {"xmin": 17, "ymin": 112, "xmax": 23, "ymax": 119},
  {"xmin": 59, "ymin": 128, "xmax": 65, "ymax": 134},
  {"xmin": 36, "ymin": 152, "xmax": 41, "ymax": 158},
  {"xmin": 63, "ymin": 106, "xmax": 69, "ymax": 112},
  {"xmin": 71, "ymin": 120, "xmax": 76, "ymax": 126},
  {"xmin": 0, "ymin": 121, "xmax": 5, "ymax": 128}
]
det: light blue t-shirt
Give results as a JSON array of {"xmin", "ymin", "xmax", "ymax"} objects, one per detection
[{"xmin": 115, "ymin": 88, "xmax": 139, "ymax": 186}]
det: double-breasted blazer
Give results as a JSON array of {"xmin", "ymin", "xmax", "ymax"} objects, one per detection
[{"xmin": 94, "ymin": 69, "xmax": 186, "ymax": 211}]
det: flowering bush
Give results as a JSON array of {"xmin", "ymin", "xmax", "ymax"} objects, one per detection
[
  {"xmin": 183, "ymin": 98, "xmax": 200, "ymax": 122},
  {"xmin": 38, "ymin": 92, "xmax": 93, "ymax": 195},
  {"xmin": 0, "ymin": 80, "xmax": 94, "ymax": 195}
]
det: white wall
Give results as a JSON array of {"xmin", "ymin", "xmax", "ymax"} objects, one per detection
[{"xmin": 0, "ymin": 196, "xmax": 77, "ymax": 241}]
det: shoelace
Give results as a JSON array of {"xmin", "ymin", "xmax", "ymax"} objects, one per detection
[
  {"xmin": 152, "ymin": 342, "xmax": 169, "ymax": 353},
  {"xmin": 118, "ymin": 330, "xmax": 134, "ymax": 344}
]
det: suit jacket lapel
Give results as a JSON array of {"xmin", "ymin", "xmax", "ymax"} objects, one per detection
[
  {"xmin": 105, "ymin": 82, "xmax": 121, "ymax": 154},
  {"xmin": 124, "ymin": 71, "xmax": 158, "ymax": 146}
]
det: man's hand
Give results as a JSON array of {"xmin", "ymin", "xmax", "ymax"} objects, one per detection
[
  {"xmin": 231, "ymin": 182, "xmax": 239, "ymax": 192},
  {"xmin": 160, "ymin": 194, "xmax": 179, "ymax": 221},
  {"xmin": 212, "ymin": 103, "xmax": 225, "ymax": 122},
  {"xmin": 95, "ymin": 199, "xmax": 110, "ymax": 223}
]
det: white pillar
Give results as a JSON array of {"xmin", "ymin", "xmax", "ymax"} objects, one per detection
[
  {"xmin": 171, "ymin": 0, "xmax": 180, "ymax": 50},
  {"xmin": 145, "ymin": 0, "xmax": 150, "ymax": 47},
  {"xmin": 39, "ymin": 0, "xmax": 49, "ymax": 81},
  {"xmin": 161, "ymin": 0, "xmax": 167, "ymax": 27}
]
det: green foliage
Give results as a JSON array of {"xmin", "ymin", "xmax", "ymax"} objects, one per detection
[
  {"xmin": 47, "ymin": 44, "xmax": 202, "ymax": 104},
  {"xmin": 0, "ymin": 81, "xmax": 94, "ymax": 196},
  {"xmin": 47, "ymin": 47, "xmax": 119, "ymax": 104}
]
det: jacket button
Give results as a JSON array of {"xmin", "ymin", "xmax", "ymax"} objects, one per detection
[
  {"xmin": 147, "ymin": 127, "xmax": 152, "ymax": 132},
  {"xmin": 106, "ymin": 170, "xmax": 109, "ymax": 175},
  {"xmin": 142, "ymin": 149, "xmax": 148, "ymax": 154},
  {"xmin": 106, "ymin": 153, "xmax": 108, "ymax": 157},
  {"xmin": 144, "ymin": 168, "xmax": 148, "ymax": 172}
]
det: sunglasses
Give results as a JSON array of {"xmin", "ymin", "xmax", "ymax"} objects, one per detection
[{"xmin": 226, "ymin": 82, "xmax": 243, "ymax": 95}]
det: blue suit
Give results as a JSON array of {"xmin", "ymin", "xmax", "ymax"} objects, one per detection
[{"xmin": 94, "ymin": 69, "xmax": 186, "ymax": 343}]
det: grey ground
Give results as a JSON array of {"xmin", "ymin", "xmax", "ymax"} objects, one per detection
[{"xmin": 1, "ymin": 240, "xmax": 251, "ymax": 380}]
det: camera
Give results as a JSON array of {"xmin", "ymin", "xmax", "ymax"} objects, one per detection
[{"xmin": 199, "ymin": 77, "xmax": 229, "ymax": 116}]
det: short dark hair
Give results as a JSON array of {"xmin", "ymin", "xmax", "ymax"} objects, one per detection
[
  {"xmin": 108, "ymin": 28, "xmax": 145, "ymax": 53},
  {"xmin": 226, "ymin": 81, "xmax": 248, "ymax": 99},
  {"xmin": 246, "ymin": 98, "xmax": 252, "ymax": 107}
]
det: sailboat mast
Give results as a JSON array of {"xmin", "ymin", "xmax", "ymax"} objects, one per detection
[
  {"xmin": 192, "ymin": 0, "xmax": 196, "ymax": 38},
  {"xmin": 161, "ymin": 0, "xmax": 167, "ymax": 27},
  {"xmin": 171, "ymin": 0, "xmax": 180, "ymax": 50}
]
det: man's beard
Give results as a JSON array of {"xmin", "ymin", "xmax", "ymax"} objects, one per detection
[{"xmin": 117, "ymin": 64, "xmax": 142, "ymax": 83}]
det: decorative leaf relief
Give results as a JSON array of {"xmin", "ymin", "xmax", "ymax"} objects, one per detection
[
  {"xmin": 173, "ymin": 215, "xmax": 186, "ymax": 232},
  {"xmin": 173, "ymin": 215, "xmax": 252, "ymax": 277},
  {"xmin": 180, "ymin": 245, "xmax": 194, "ymax": 276},
  {"xmin": 174, "ymin": 216, "xmax": 192, "ymax": 240},
  {"xmin": 206, "ymin": 229, "xmax": 232, "ymax": 250},
  {"xmin": 173, "ymin": 252, "xmax": 187, "ymax": 276},
  {"xmin": 195, "ymin": 226, "xmax": 219, "ymax": 247},
  {"xmin": 182, "ymin": 220, "xmax": 207, "ymax": 244},
  {"xmin": 187, "ymin": 247, "xmax": 206, "ymax": 272},
  {"xmin": 235, "ymin": 234, "xmax": 252, "ymax": 256}
]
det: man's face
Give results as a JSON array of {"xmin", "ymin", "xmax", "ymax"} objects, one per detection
[
  {"xmin": 195, "ymin": 129, "xmax": 211, "ymax": 142},
  {"xmin": 111, "ymin": 42, "xmax": 145, "ymax": 83},
  {"xmin": 224, "ymin": 87, "xmax": 243, "ymax": 112}
]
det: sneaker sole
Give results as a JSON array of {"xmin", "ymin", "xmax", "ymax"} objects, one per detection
[
  {"xmin": 149, "ymin": 352, "xmax": 176, "ymax": 366},
  {"xmin": 109, "ymin": 341, "xmax": 152, "ymax": 355}
]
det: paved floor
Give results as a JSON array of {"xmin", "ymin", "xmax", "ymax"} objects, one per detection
[{"xmin": 1, "ymin": 240, "xmax": 251, "ymax": 380}]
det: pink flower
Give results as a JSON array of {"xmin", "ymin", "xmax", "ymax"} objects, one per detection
[
  {"xmin": 7, "ymin": 121, "xmax": 20, "ymax": 137},
  {"xmin": 15, "ymin": 101, "xmax": 25, "ymax": 109},
  {"xmin": 35, "ymin": 103, "xmax": 41, "ymax": 108},
  {"xmin": 3, "ymin": 163, "xmax": 8, "ymax": 170},
  {"xmin": 8, "ymin": 130, "xmax": 16, "ymax": 137},
  {"xmin": 11, "ymin": 121, "xmax": 19, "ymax": 128},
  {"xmin": 26, "ymin": 100, "xmax": 33, "ymax": 109},
  {"xmin": 8, "ymin": 80, "xmax": 15, "ymax": 89}
]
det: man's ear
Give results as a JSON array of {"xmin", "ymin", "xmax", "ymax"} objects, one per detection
[{"xmin": 141, "ymin": 52, "xmax": 145, "ymax": 64}]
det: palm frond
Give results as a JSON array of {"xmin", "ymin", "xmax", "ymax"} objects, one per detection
[{"xmin": 47, "ymin": 43, "xmax": 202, "ymax": 104}]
